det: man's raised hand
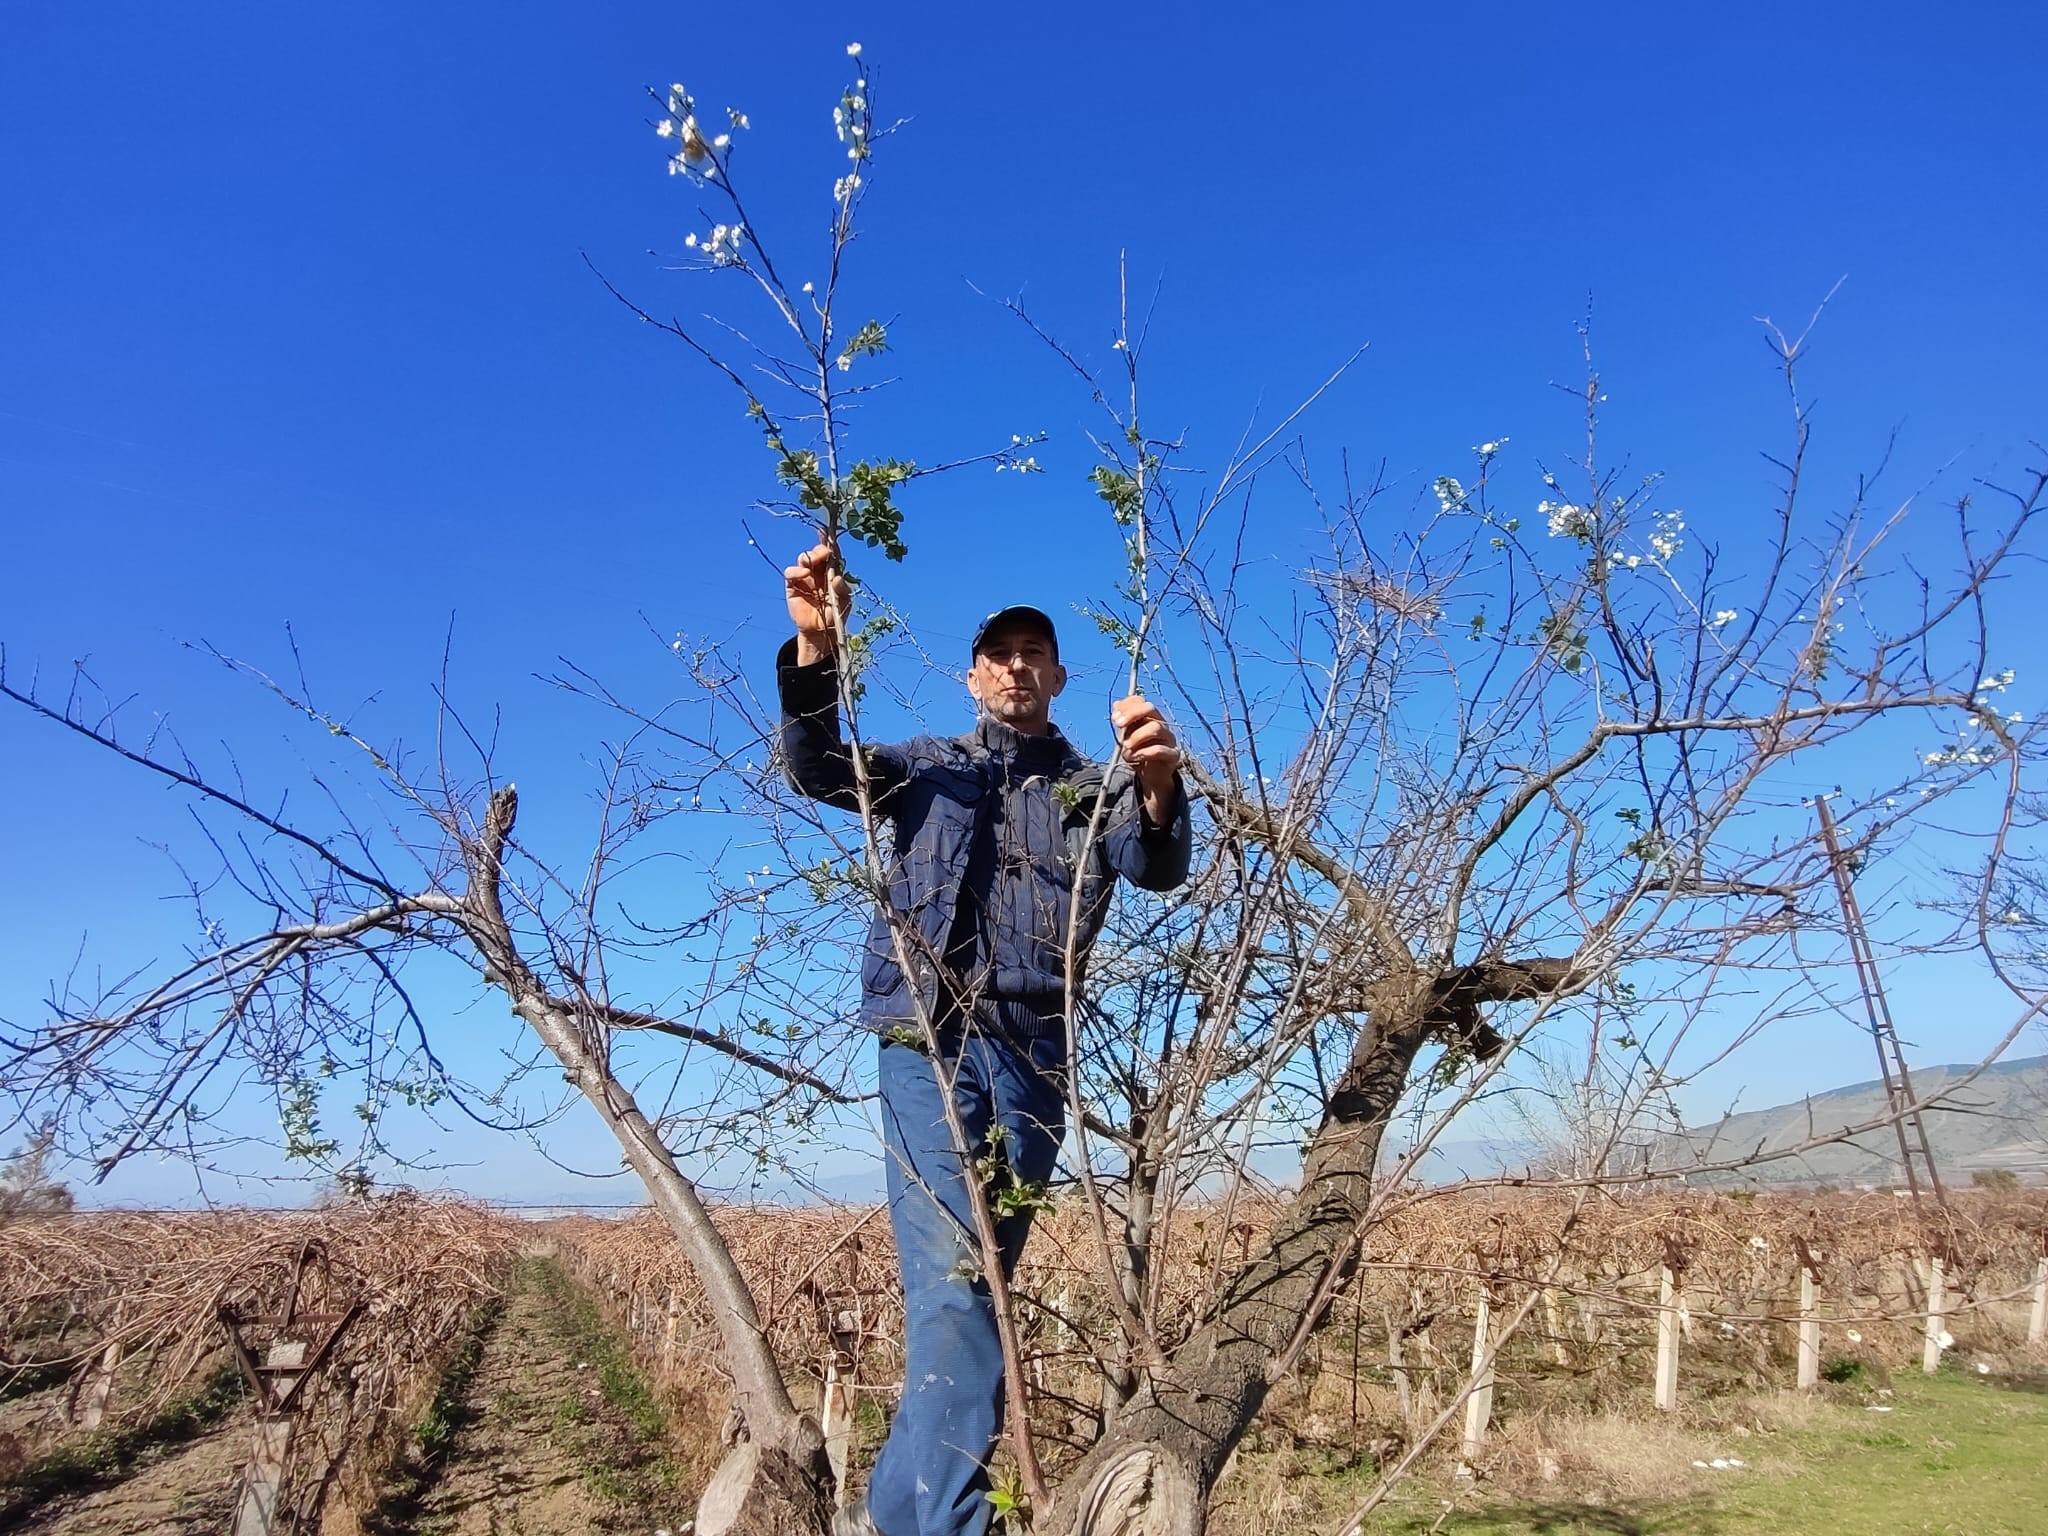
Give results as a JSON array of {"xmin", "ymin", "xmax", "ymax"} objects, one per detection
[
  {"xmin": 786, "ymin": 544, "xmax": 851, "ymax": 665},
  {"xmin": 1111, "ymin": 696, "xmax": 1184, "ymax": 826}
]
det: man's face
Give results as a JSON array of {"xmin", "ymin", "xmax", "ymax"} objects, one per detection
[{"xmin": 967, "ymin": 622, "xmax": 1066, "ymax": 734}]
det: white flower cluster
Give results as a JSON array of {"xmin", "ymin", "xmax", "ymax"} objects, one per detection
[
  {"xmin": 1541, "ymin": 498, "xmax": 1593, "ymax": 541},
  {"xmin": 996, "ymin": 456, "xmax": 1042, "ymax": 474},
  {"xmin": 656, "ymin": 85, "xmax": 748, "ymax": 180},
  {"xmin": 1711, "ymin": 609, "xmax": 1739, "ymax": 627},
  {"xmin": 1473, "ymin": 437, "xmax": 1508, "ymax": 458},
  {"xmin": 683, "ymin": 222, "xmax": 745, "ymax": 265},
  {"xmin": 1435, "ymin": 476, "xmax": 1468, "ymax": 514},
  {"xmin": 832, "ymin": 55, "xmax": 872, "ymax": 168},
  {"xmin": 1924, "ymin": 747, "xmax": 2000, "ymax": 767},
  {"xmin": 1977, "ymin": 668, "xmax": 2017, "ymax": 693},
  {"xmin": 1648, "ymin": 508, "xmax": 1685, "ymax": 562},
  {"xmin": 833, "ymin": 172, "xmax": 863, "ymax": 203}
]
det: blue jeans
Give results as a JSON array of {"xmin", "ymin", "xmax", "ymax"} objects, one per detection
[{"xmin": 868, "ymin": 1033, "xmax": 1066, "ymax": 1536}]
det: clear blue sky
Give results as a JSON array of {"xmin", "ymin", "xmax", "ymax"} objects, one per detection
[{"xmin": 3, "ymin": 2, "xmax": 2043, "ymax": 1203}]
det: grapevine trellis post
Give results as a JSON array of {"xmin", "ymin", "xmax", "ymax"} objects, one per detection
[
  {"xmin": 1385, "ymin": 1306, "xmax": 1414, "ymax": 1428},
  {"xmin": 1540, "ymin": 1286, "xmax": 1570, "ymax": 1368},
  {"xmin": 1653, "ymin": 1237, "xmax": 1684, "ymax": 1412},
  {"xmin": 811, "ymin": 1284, "xmax": 865, "ymax": 1503},
  {"xmin": 75, "ymin": 1308, "xmax": 122, "ymax": 1431},
  {"xmin": 218, "ymin": 1243, "xmax": 364, "ymax": 1536},
  {"xmin": 2030, "ymin": 1252, "xmax": 2048, "ymax": 1346},
  {"xmin": 1920, "ymin": 1256, "xmax": 1948, "ymax": 1375},
  {"xmin": 1792, "ymin": 1235, "xmax": 1823, "ymax": 1392},
  {"xmin": 232, "ymin": 1340, "xmax": 306, "ymax": 1536},
  {"xmin": 1460, "ymin": 1283, "xmax": 1496, "ymax": 1462}
]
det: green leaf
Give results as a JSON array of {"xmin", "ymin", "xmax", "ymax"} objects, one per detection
[
  {"xmin": 1090, "ymin": 464, "xmax": 1143, "ymax": 526},
  {"xmin": 845, "ymin": 457, "xmax": 917, "ymax": 560},
  {"xmin": 835, "ymin": 319, "xmax": 889, "ymax": 372}
]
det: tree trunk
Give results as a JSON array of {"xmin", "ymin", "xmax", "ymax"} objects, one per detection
[
  {"xmin": 470, "ymin": 787, "xmax": 833, "ymax": 1534},
  {"xmin": 1045, "ymin": 961, "xmax": 1569, "ymax": 1536}
]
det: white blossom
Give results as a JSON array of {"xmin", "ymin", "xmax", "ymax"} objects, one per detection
[
  {"xmin": 727, "ymin": 108, "xmax": 749, "ymax": 129},
  {"xmin": 832, "ymin": 172, "xmax": 862, "ymax": 202},
  {"xmin": 801, "ymin": 281, "xmax": 815, "ymax": 294},
  {"xmin": 1435, "ymin": 476, "xmax": 1467, "ymax": 514},
  {"xmin": 1712, "ymin": 609, "xmax": 1738, "ymax": 627},
  {"xmin": 846, "ymin": 41, "xmax": 862, "ymax": 56},
  {"xmin": 1541, "ymin": 499, "xmax": 1593, "ymax": 541}
]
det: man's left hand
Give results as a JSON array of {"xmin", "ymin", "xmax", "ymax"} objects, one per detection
[{"xmin": 1111, "ymin": 696, "xmax": 1183, "ymax": 826}]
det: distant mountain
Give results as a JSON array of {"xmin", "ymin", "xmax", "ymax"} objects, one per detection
[{"xmin": 1671, "ymin": 1054, "xmax": 2048, "ymax": 1188}]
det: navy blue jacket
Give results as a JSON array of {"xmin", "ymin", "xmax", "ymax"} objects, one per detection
[{"xmin": 777, "ymin": 640, "xmax": 1192, "ymax": 1041}]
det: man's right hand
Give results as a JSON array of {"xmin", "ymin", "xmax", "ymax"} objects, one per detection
[{"xmin": 786, "ymin": 543, "xmax": 851, "ymax": 665}]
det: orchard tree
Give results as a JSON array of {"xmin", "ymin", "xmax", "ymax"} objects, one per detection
[{"xmin": 5, "ymin": 47, "xmax": 2044, "ymax": 1536}]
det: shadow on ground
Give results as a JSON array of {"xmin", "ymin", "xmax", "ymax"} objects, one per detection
[{"xmin": 1423, "ymin": 1497, "xmax": 1723, "ymax": 1535}]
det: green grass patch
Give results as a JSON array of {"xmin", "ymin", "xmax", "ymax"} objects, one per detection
[
  {"xmin": 363, "ymin": 1296, "xmax": 503, "ymax": 1534},
  {"xmin": 524, "ymin": 1256, "xmax": 683, "ymax": 1514},
  {"xmin": 414, "ymin": 1299, "xmax": 498, "ymax": 1462},
  {"xmin": 1365, "ymin": 1373, "xmax": 2048, "ymax": 1536},
  {"xmin": 530, "ymin": 1259, "xmax": 667, "ymax": 1440},
  {"xmin": 0, "ymin": 1362, "xmax": 242, "ymax": 1526}
]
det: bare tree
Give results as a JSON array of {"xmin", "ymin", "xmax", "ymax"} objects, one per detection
[{"xmin": 4, "ymin": 50, "xmax": 2044, "ymax": 1536}]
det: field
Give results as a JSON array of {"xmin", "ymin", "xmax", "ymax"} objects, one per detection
[{"xmin": 1, "ymin": 1190, "xmax": 2043, "ymax": 1532}]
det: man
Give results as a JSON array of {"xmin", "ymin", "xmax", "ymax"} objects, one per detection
[{"xmin": 778, "ymin": 543, "xmax": 1191, "ymax": 1536}]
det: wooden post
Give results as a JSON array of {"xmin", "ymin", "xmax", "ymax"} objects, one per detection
[
  {"xmin": 1460, "ymin": 1289, "xmax": 1495, "ymax": 1462},
  {"xmin": 232, "ymin": 1342, "xmax": 305, "ymax": 1536},
  {"xmin": 1541, "ymin": 1287, "xmax": 1569, "ymax": 1368},
  {"xmin": 1921, "ymin": 1257, "xmax": 1947, "ymax": 1374},
  {"xmin": 1653, "ymin": 1265, "xmax": 1680, "ymax": 1412},
  {"xmin": 2028, "ymin": 1256, "xmax": 2047, "ymax": 1347}
]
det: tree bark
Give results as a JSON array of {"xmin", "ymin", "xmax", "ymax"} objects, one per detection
[{"xmin": 1046, "ymin": 960, "xmax": 1571, "ymax": 1536}]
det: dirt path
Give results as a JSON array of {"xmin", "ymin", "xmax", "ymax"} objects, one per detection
[{"xmin": 395, "ymin": 1255, "xmax": 686, "ymax": 1536}]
